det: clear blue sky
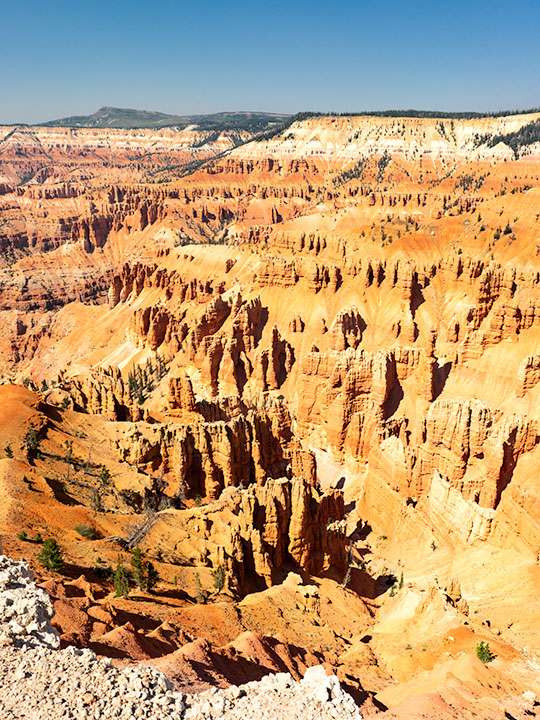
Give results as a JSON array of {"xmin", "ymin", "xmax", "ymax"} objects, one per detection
[{"xmin": 1, "ymin": 0, "xmax": 539, "ymax": 123}]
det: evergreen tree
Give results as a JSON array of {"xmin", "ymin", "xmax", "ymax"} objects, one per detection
[
  {"xmin": 98, "ymin": 466, "xmax": 111, "ymax": 486},
  {"xmin": 130, "ymin": 547, "xmax": 146, "ymax": 590},
  {"xmin": 476, "ymin": 641, "xmax": 494, "ymax": 663},
  {"xmin": 194, "ymin": 572, "xmax": 204, "ymax": 604},
  {"xmin": 38, "ymin": 539, "xmax": 64, "ymax": 573},
  {"xmin": 22, "ymin": 422, "xmax": 42, "ymax": 460},
  {"xmin": 91, "ymin": 487, "xmax": 104, "ymax": 513},
  {"xmin": 146, "ymin": 561, "xmax": 160, "ymax": 592},
  {"xmin": 130, "ymin": 547, "xmax": 160, "ymax": 592},
  {"xmin": 113, "ymin": 555, "xmax": 130, "ymax": 597},
  {"xmin": 212, "ymin": 565, "xmax": 226, "ymax": 594}
]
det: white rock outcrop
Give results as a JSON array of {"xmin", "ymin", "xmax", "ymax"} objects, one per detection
[{"xmin": 0, "ymin": 554, "xmax": 362, "ymax": 719}]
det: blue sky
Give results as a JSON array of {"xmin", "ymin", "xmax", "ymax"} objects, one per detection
[{"xmin": 1, "ymin": 0, "xmax": 539, "ymax": 123}]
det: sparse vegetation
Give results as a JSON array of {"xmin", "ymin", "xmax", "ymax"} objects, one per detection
[
  {"xmin": 37, "ymin": 538, "xmax": 64, "ymax": 573},
  {"xmin": 212, "ymin": 565, "xmax": 226, "ymax": 594},
  {"xmin": 113, "ymin": 555, "xmax": 130, "ymax": 598},
  {"xmin": 488, "ymin": 118, "xmax": 540, "ymax": 157},
  {"xmin": 98, "ymin": 466, "xmax": 111, "ymax": 486},
  {"xmin": 74, "ymin": 524, "xmax": 95, "ymax": 539},
  {"xmin": 22, "ymin": 422, "xmax": 42, "ymax": 461},
  {"xmin": 333, "ymin": 159, "xmax": 367, "ymax": 187},
  {"xmin": 195, "ymin": 572, "xmax": 205, "ymax": 604},
  {"xmin": 130, "ymin": 547, "xmax": 160, "ymax": 593},
  {"xmin": 91, "ymin": 487, "xmax": 104, "ymax": 513},
  {"xmin": 476, "ymin": 641, "xmax": 495, "ymax": 663},
  {"xmin": 127, "ymin": 355, "xmax": 168, "ymax": 404},
  {"xmin": 377, "ymin": 151, "xmax": 391, "ymax": 182}
]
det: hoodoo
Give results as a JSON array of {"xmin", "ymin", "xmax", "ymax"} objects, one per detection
[{"xmin": 3, "ymin": 6, "xmax": 540, "ymax": 715}]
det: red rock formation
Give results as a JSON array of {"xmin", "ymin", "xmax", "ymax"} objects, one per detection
[{"xmin": 153, "ymin": 478, "xmax": 346, "ymax": 592}]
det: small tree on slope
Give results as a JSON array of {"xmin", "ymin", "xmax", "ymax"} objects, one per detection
[{"xmin": 38, "ymin": 539, "xmax": 64, "ymax": 573}]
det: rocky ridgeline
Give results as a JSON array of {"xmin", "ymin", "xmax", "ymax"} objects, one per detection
[{"xmin": 0, "ymin": 554, "xmax": 362, "ymax": 720}]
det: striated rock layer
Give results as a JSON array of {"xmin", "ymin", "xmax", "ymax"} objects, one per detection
[{"xmin": 3, "ymin": 111, "xmax": 540, "ymax": 718}]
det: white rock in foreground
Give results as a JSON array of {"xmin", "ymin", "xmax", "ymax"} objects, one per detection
[{"xmin": 0, "ymin": 554, "xmax": 362, "ymax": 719}]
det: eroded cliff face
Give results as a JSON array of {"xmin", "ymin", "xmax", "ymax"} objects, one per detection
[
  {"xmin": 4, "ymin": 113, "xmax": 540, "ymax": 546},
  {"xmin": 3, "ymin": 112, "xmax": 540, "ymax": 718},
  {"xmin": 148, "ymin": 479, "xmax": 346, "ymax": 593}
]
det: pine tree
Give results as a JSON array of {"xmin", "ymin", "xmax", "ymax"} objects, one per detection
[
  {"xmin": 91, "ymin": 487, "xmax": 104, "ymax": 513},
  {"xmin": 195, "ymin": 572, "xmax": 204, "ymax": 604},
  {"xmin": 22, "ymin": 422, "xmax": 41, "ymax": 460},
  {"xmin": 130, "ymin": 547, "xmax": 146, "ymax": 590},
  {"xmin": 212, "ymin": 565, "xmax": 226, "ymax": 594},
  {"xmin": 98, "ymin": 466, "xmax": 111, "ymax": 486},
  {"xmin": 38, "ymin": 539, "xmax": 64, "ymax": 573},
  {"xmin": 130, "ymin": 547, "xmax": 160, "ymax": 593},
  {"xmin": 113, "ymin": 555, "xmax": 130, "ymax": 597},
  {"xmin": 146, "ymin": 562, "xmax": 160, "ymax": 592}
]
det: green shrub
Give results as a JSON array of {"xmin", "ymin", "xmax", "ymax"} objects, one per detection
[
  {"xmin": 17, "ymin": 530, "xmax": 28, "ymax": 541},
  {"xmin": 38, "ymin": 539, "xmax": 64, "ymax": 573},
  {"xmin": 476, "ymin": 641, "xmax": 494, "ymax": 663},
  {"xmin": 4, "ymin": 445, "xmax": 13, "ymax": 458},
  {"xmin": 74, "ymin": 524, "xmax": 95, "ymax": 539}
]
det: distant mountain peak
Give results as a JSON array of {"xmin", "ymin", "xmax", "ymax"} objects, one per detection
[{"xmin": 40, "ymin": 107, "xmax": 290, "ymax": 131}]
